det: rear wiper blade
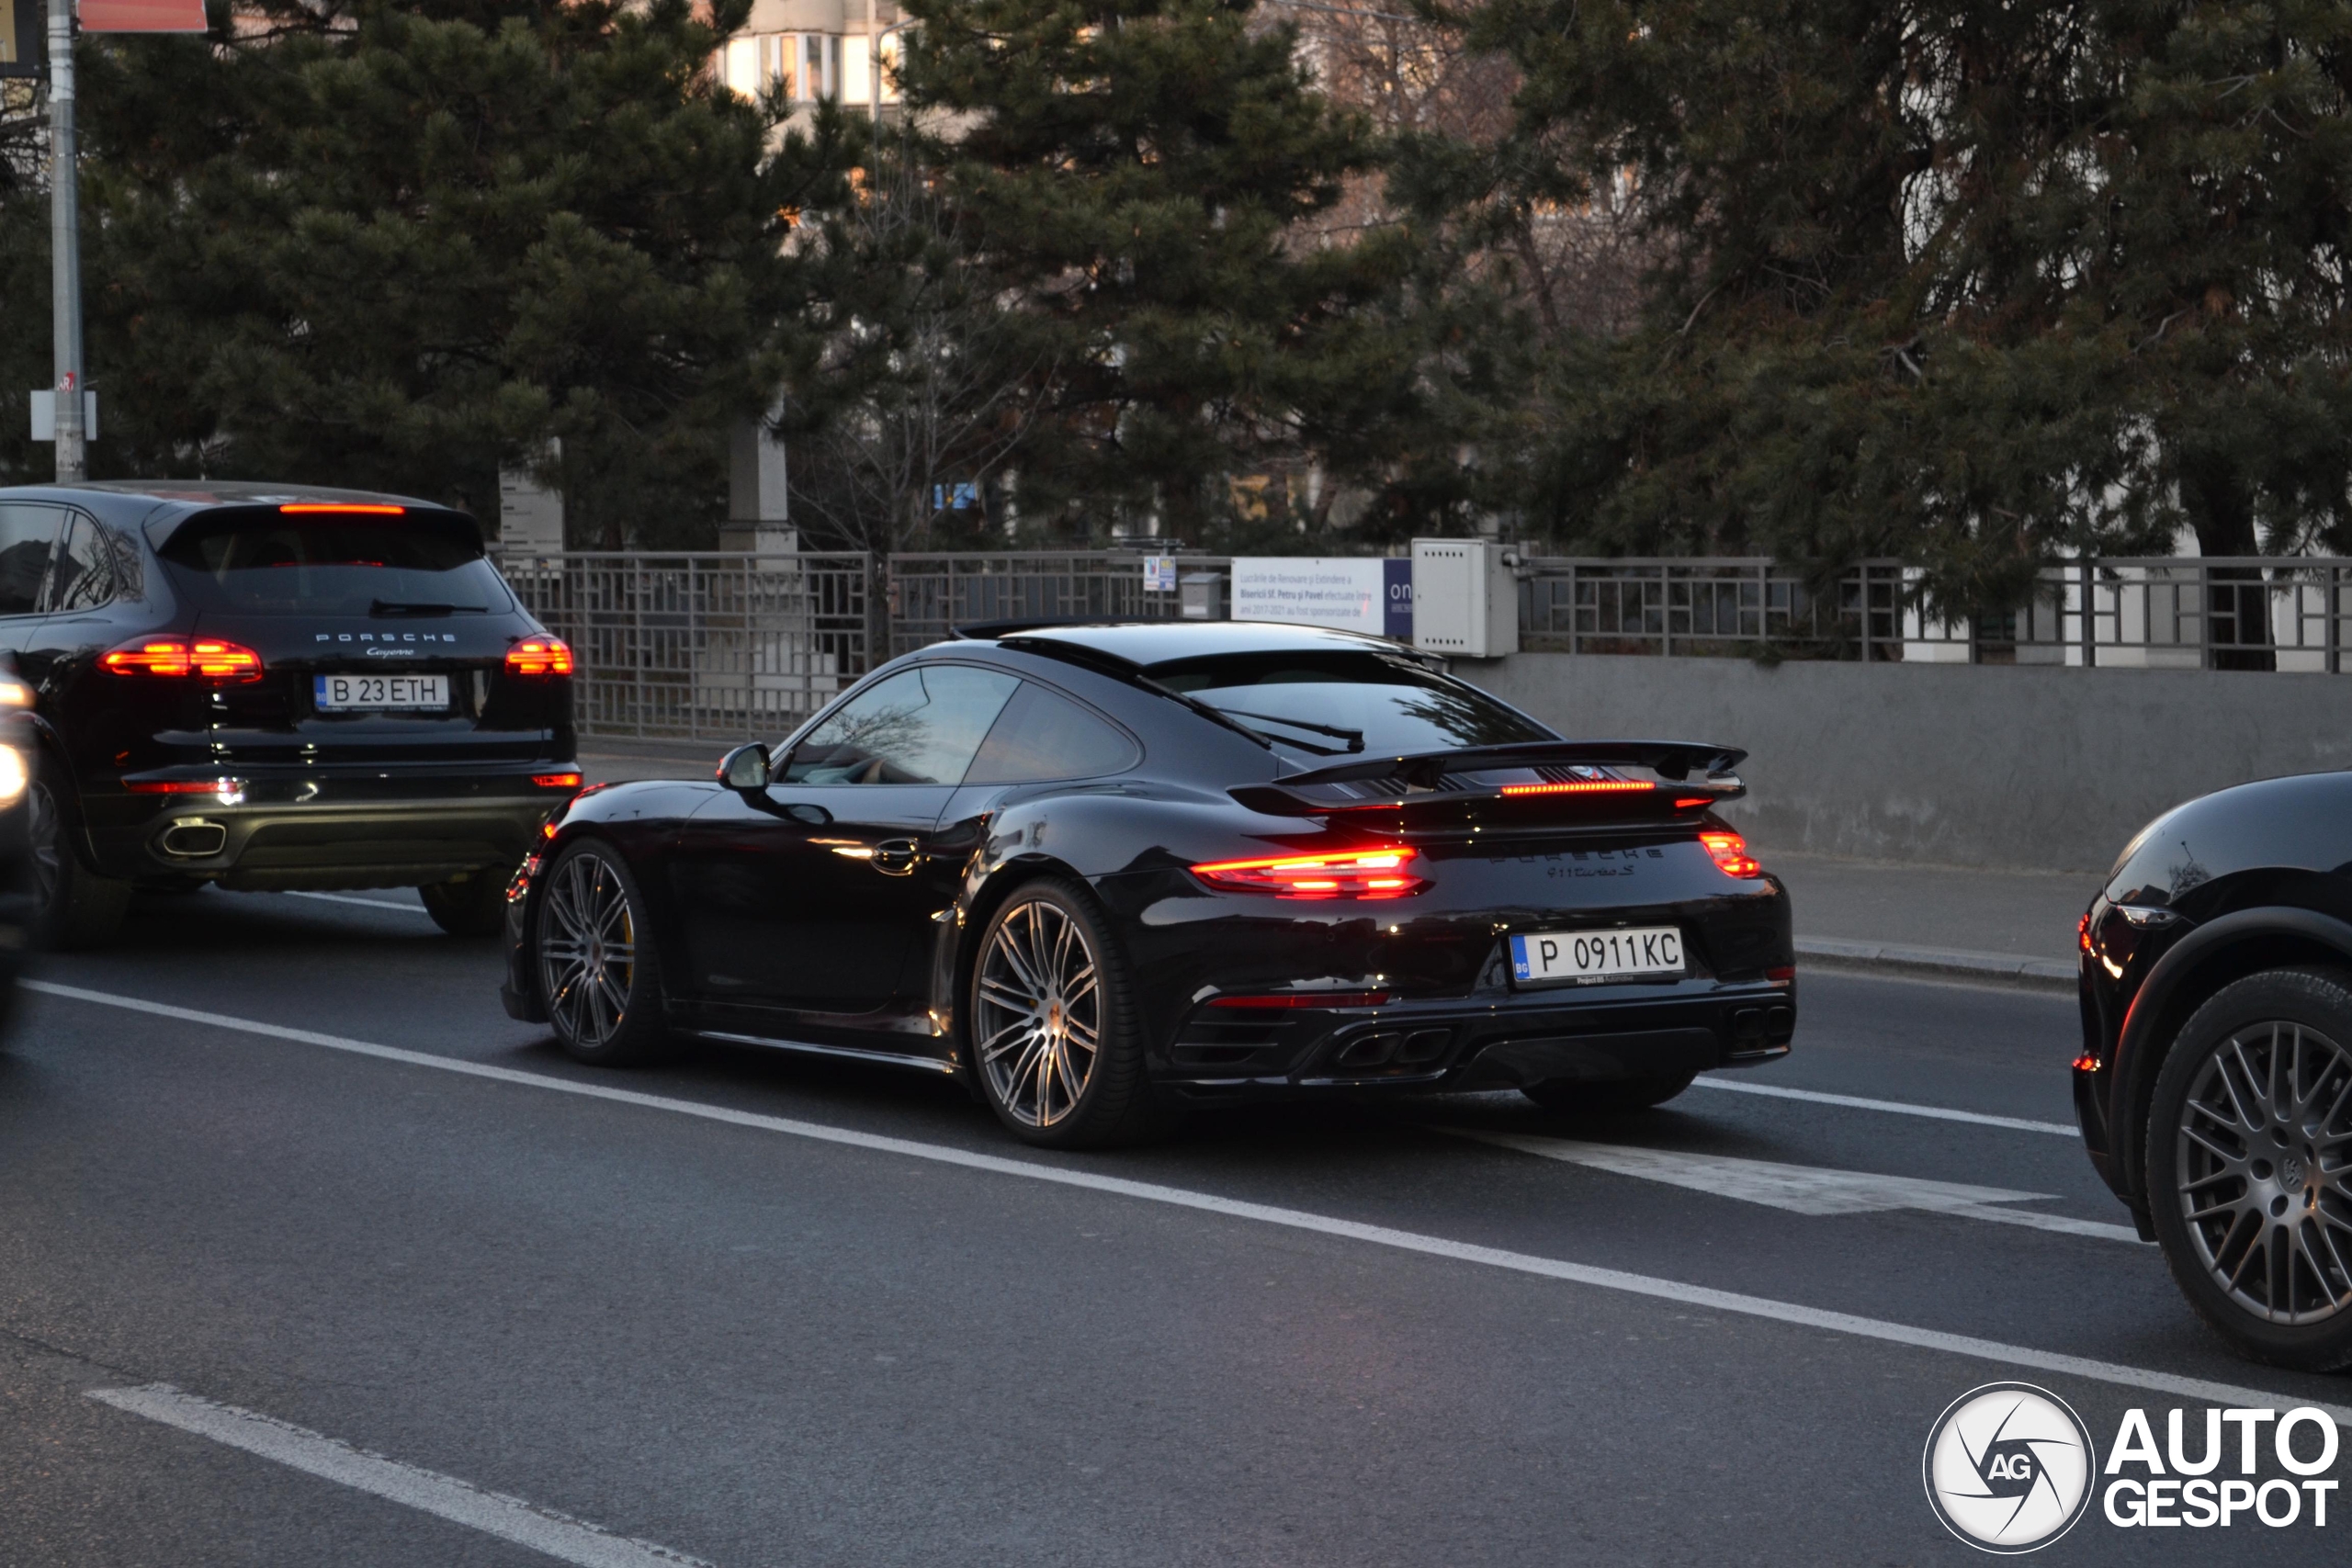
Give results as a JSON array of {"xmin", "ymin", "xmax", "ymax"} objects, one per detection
[
  {"xmin": 369, "ymin": 599, "xmax": 469, "ymax": 616},
  {"xmin": 1215, "ymin": 708, "xmax": 1366, "ymax": 753}
]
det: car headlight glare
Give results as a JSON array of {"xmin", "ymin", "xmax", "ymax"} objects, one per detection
[{"xmin": 0, "ymin": 745, "xmax": 27, "ymax": 809}]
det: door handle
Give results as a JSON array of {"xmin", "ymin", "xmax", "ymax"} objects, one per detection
[{"xmin": 871, "ymin": 839, "xmax": 920, "ymax": 875}]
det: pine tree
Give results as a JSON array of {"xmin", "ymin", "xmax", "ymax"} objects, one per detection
[
  {"xmin": 1453, "ymin": 0, "xmax": 2352, "ymax": 613},
  {"xmin": 893, "ymin": 0, "xmax": 1477, "ymax": 543},
  {"xmin": 18, "ymin": 0, "xmax": 852, "ymax": 544}
]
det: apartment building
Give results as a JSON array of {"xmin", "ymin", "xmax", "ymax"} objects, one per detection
[{"xmin": 717, "ymin": 0, "xmax": 906, "ymax": 114}]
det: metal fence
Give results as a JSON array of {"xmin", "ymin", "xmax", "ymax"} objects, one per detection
[
  {"xmin": 885, "ymin": 551, "xmax": 1221, "ymax": 657},
  {"xmin": 498, "ymin": 551, "xmax": 871, "ymax": 741},
  {"xmin": 1517, "ymin": 556, "xmax": 2352, "ymax": 671},
  {"xmin": 495, "ymin": 549, "xmax": 2352, "ymax": 742}
]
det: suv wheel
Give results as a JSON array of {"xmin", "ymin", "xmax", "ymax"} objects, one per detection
[
  {"xmin": 2146, "ymin": 967, "xmax": 2352, "ymax": 1370},
  {"xmin": 968, "ymin": 879, "xmax": 1172, "ymax": 1148},
  {"xmin": 534, "ymin": 843, "xmax": 669, "ymax": 1066},
  {"xmin": 28, "ymin": 766, "xmax": 130, "ymax": 951},
  {"xmin": 421, "ymin": 872, "xmax": 507, "ymax": 938}
]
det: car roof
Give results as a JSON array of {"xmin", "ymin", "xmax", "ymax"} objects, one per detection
[
  {"xmin": 0, "ymin": 481, "xmax": 456, "ymax": 528},
  {"xmin": 977, "ymin": 619, "xmax": 1420, "ymax": 669},
  {"xmin": 56, "ymin": 480, "xmax": 445, "ymax": 509}
]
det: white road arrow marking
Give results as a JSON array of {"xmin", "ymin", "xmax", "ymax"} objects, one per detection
[{"xmin": 1451, "ymin": 1130, "xmax": 2145, "ymax": 1243}]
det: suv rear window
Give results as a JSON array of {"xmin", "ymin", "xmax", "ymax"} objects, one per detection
[
  {"xmin": 154, "ymin": 507, "xmax": 512, "ymax": 615},
  {"xmin": 1148, "ymin": 649, "xmax": 1552, "ymax": 758}
]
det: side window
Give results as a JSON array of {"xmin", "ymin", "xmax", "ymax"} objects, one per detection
[
  {"xmin": 965, "ymin": 682, "xmax": 1141, "ymax": 784},
  {"xmin": 780, "ymin": 664, "xmax": 1019, "ymax": 784},
  {"xmin": 50, "ymin": 514, "xmax": 118, "ymax": 612},
  {"xmin": 0, "ymin": 504, "xmax": 61, "ymax": 617}
]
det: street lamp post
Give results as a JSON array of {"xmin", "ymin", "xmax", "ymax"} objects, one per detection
[{"xmin": 46, "ymin": 0, "xmax": 83, "ymax": 483}]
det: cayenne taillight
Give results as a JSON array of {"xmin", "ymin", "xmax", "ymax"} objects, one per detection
[
  {"xmin": 1190, "ymin": 845, "xmax": 1427, "ymax": 899},
  {"xmin": 1700, "ymin": 830, "xmax": 1763, "ymax": 878},
  {"xmin": 506, "ymin": 637, "xmax": 573, "ymax": 677},
  {"xmin": 100, "ymin": 637, "xmax": 265, "ymax": 682},
  {"xmin": 531, "ymin": 772, "xmax": 582, "ymax": 790}
]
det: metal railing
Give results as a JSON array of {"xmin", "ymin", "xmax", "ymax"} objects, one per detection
[
  {"xmin": 494, "ymin": 549, "xmax": 2352, "ymax": 743},
  {"xmin": 1518, "ymin": 556, "xmax": 2352, "ymax": 671},
  {"xmin": 885, "ymin": 551, "xmax": 1222, "ymax": 657},
  {"xmin": 499, "ymin": 551, "xmax": 872, "ymax": 741}
]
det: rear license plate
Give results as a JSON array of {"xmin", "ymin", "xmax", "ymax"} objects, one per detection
[
  {"xmin": 313, "ymin": 673, "xmax": 449, "ymax": 711},
  {"xmin": 1510, "ymin": 927, "xmax": 1684, "ymax": 986}
]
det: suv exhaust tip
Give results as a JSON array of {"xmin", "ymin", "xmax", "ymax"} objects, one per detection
[{"xmin": 158, "ymin": 819, "xmax": 228, "ymax": 858}]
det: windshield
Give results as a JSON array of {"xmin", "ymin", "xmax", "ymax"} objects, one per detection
[
  {"xmin": 155, "ymin": 508, "xmax": 510, "ymax": 615},
  {"xmin": 1147, "ymin": 649, "xmax": 1553, "ymax": 757}
]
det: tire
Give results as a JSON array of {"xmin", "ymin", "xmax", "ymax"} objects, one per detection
[
  {"xmin": 421, "ymin": 872, "xmax": 508, "ymax": 938},
  {"xmin": 2145, "ymin": 967, "xmax": 2352, "ymax": 1371},
  {"xmin": 28, "ymin": 763, "xmax": 130, "ymax": 951},
  {"xmin": 1521, "ymin": 1071, "xmax": 1698, "ymax": 1114},
  {"xmin": 533, "ymin": 842, "xmax": 670, "ymax": 1066},
  {"xmin": 967, "ymin": 878, "xmax": 1173, "ymax": 1148}
]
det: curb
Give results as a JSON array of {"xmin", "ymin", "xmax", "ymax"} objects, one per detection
[{"xmin": 1795, "ymin": 936, "xmax": 2075, "ymax": 990}]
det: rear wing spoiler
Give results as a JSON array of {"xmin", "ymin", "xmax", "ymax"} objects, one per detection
[
  {"xmin": 1233, "ymin": 739, "xmax": 1747, "ymax": 818},
  {"xmin": 1282, "ymin": 739, "xmax": 1745, "ymax": 788}
]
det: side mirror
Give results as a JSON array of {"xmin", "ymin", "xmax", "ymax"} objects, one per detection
[{"xmin": 718, "ymin": 743, "xmax": 771, "ymax": 792}]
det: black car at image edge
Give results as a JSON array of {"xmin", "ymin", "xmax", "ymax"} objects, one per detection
[
  {"xmin": 503, "ymin": 619, "xmax": 1797, "ymax": 1147},
  {"xmin": 0, "ymin": 481, "xmax": 579, "ymax": 945},
  {"xmin": 2079, "ymin": 772, "xmax": 2352, "ymax": 1371}
]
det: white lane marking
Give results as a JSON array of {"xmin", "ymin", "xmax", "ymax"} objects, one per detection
[
  {"xmin": 1453, "ymin": 1130, "xmax": 2145, "ymax": 1244},
  {"xmin": 1691, "ymin": 1076, "xmax": 2079, "ymax": 1136},
  {"xmin": 87, "ymin": 1382, "xmax": 708, "ymax": 1568},
  {"xmin": 284, "ymin": 891, "xmax": 427, "ymax": 913},
  {"xmin": 25, "ymin": 978, "xmax": 2347, "ymax": 1424}
]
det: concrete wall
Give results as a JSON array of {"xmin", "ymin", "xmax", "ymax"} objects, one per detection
[{"xmin": 1464, "ymin": 653, "xmax": 2352, "ymax": 873}]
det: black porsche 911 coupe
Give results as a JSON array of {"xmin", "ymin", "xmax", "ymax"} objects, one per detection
[
  {"xmin": 502, "ymin": 621, "xmax": 1796, "ymax": 1146},
  {"xmin": 2077, "ymin": 772, "xmax": 2352, "ymax": 1370}
]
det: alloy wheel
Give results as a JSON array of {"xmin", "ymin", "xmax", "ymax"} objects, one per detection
[
  {"xmin": 2175, "ymin": 1021, "xmax": 2352, "ymax": 1325},
  {"xmin": 975, "ymin": 897, "xmax": 1102, "ymax": 1128},
  {"xmin": 538, "ymin": 851, "xmax": 637, "ymax": 1050}
]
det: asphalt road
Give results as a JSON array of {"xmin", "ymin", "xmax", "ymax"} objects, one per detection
[{"xmin": 3, "ymin": 888, "xmax": 2347, "ymax": 1565}]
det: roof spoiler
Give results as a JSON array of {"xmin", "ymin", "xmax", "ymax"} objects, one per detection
[{"xmin": 1281, "ymin": 739, "xmax": 1747, "ymax": 788}]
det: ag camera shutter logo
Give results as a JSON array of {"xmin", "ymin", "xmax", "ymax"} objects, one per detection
[{"xmin": 1923, "ymin": 1382, "xmax": 2097, "ymax": 1552}]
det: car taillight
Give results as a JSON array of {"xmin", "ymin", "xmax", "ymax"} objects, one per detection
[
  {"xmin": 1190, "ymin": 845, "xmax": 1426, "ymax": 898},
  {"xmin": 1700, "ymin": 830, "xmax": 1762, "ymax": 878},
  {"xmin": 505, "ymin": 637, "xmax": 573, "ymax": 677},
  {"xmin": 531, "ymin": 772, "xmax": 582, "ymax": 790},
  {"xmin": 100, "ymin": 637, "xmax": 265, "ymax": 682},
  {"xmin": 128, "ymin": 777, "xmax": 246, "ymax": 804}
]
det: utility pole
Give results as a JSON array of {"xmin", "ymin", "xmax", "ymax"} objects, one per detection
[{"xmin": 46, "ymin": 0, "xmax": 83, "ymax": 483}]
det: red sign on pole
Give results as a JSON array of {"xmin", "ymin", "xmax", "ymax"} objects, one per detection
[{"xmin": 78, "ymin": 0, "xmax": 206, "ymax": 30}]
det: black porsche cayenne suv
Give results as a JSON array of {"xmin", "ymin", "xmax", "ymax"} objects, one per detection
[
  {"xmin": 0, "ymin": 482, "xmax": 579, "ymax": 945},
  {"xmin": 2078, "ymin": 772, "xmax": 2352, "ymax": 1371},
  {"xmin": 503, "ymin": 620, "xmax": 1797, "ymax": 1147}
]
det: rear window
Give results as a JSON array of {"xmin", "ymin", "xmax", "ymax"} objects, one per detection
[
  {"xmin": 153, "ymin": 507, "xmax": 511, "ymax": 615},
  {"xmin": 1148, "ymin": 649, "xmax": 1551, "ymax": 758}
]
